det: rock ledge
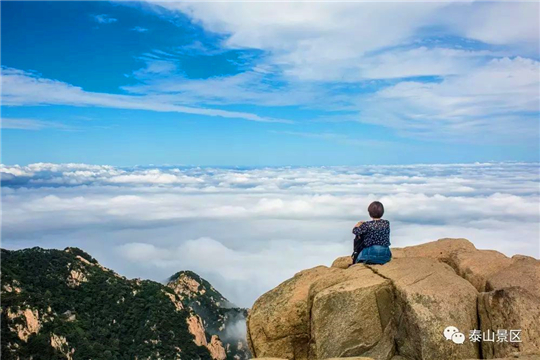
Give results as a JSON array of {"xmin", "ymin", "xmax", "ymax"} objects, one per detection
[{"xmin": 247, "ymin": 239, "xmax": 540, "ymax": 360}]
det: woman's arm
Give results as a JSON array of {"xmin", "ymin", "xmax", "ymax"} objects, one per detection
[{"xmin": 352, "ymin": 221, "xmax": 365, "ymax": 235}]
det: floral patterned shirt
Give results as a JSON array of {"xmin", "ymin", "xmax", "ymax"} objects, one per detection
[{"xmin": 352, "ymin": 219, "xmax": 391, "ymax": 248}]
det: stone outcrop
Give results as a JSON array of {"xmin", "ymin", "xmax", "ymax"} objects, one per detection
[
  {"xmin": 311, "ymin": 268, "xmax": 394, "ymax": 359},
  {"xmin": 391, "ymin": 238, "xmax": 513, "ymax": 292},
  {"xmin": 331, "ymin": 256, "xmax": 353, "ymax": 269},
  {"xmin": 163, "ymin": 289, "xmax": 185, "ymax": 311},
  {"xmin": 187, "ymin": 314, "xmax": 208, "ymax": 347},
  {"xmin": 208, "ymin": 335, "xmax": 227, "ymax": 360},
  {"xmin": 67, "ymin": 269, "xmax": 88, "ymax": 287},
  {"xmin": 372, "ymin": 258, "xmax": 479, "ymax": 360},
  {"xmin": 168, "ymin": 271, "xmax": 251, "ymax": 359},
  {"xmin": 6, "ymin": 308, "xmax": 42, "ymax": 342},
  {"xmin": 485, "ymin": 255, "xmax": 540, "ymax": 297},
  {"xmin": 186, "ymin": 313, "xmax": 228, "ymax": 359},
  {"xmin": 1, "ymin": 246, "xmax": 246, "ymax": 360},
  {"xmin": 248, "ymin": 238, "xmax": 540, "ymax": 360},
  {"xmin": 248, "ymin": 266, "xmax": 343, "ymax": 358},
  {"xmin": 479, "ymin": 287, "xmax": 540, "ymax": 358},
  {"xmin": 50, "ymin": 333, "xmax": 75, "ymax": 360}
]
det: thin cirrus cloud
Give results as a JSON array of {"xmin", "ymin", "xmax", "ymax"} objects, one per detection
[
  {"xmin": 131, "ymin": 26, "xmax": 149, "ymax": 33},
  {"xmin": 92, "ymin": 14, "xmax": 118, "ymax": 24},
  {"xmin": 0, "ymin": 67, "xmax": 291, "ymax": 123},
  {"xmin": 1, "ymin": 118, "xmax": 73, "ymax": 131},
  {"xmin": 2, "ymin": 162, "xmax": 538, "ymax": 306}
]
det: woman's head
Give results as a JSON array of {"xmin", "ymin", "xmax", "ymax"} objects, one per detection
[{"xmin": 368, "ymin": 201, "xmax": 384, "ymax": 219}]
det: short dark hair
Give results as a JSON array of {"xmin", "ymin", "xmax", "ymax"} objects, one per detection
[{"xmin": 368, "ymin": 201, "xmax": 384, "ymax": 218}]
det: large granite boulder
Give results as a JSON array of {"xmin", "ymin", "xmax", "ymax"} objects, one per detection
[
  {"xmin": 370, "ymin": 258, "xmax": 479, "ymax": 360},
  {"xmin": 392, "ymin": 238, "xmax": 512, "ymax": 292},
  {"xmin": 311, "ymin": 267, "xmax": 394, "ymax": 359},
  {"xmin": 248, "ymin": 264, "xmax": 395, "ymax": 360},
  {"xmin": 485, "ymin": 255, "xmax": 540, "ymax": 297},
  {"xmin": 478, "ymin": 287, "xmax": 540, "ymax": 358},
  {"xmin": 248, "ymin": 265, "xmax": 377, "ymax": 359},
  {"xmin": 479, "ymin": 255, "xmax": 540, "ymax": 358},
  {"xmin": 331, "ymin": 256, "xmax": 353, "ymax": 269},
  {"xmin": 448, "ymin": 250, "xmax": 512, "ymax": 292},
  {"xmin": 334, "ymin": 239, "xmax": 512, "ymax": 292},
  {"xmin": 391, "ymin": 238, "xmax": 477, "ymax": 260},
  {"xmin": 248, "ymin": 257, "xmax": 479, "ymax": 359},
  {"xmin": 395, "ymin": 240, "xmax": 540, "ymax": 359},
  {"xmin": 247, "ymin": 238, "xmax": 540, "ymax": 360}
]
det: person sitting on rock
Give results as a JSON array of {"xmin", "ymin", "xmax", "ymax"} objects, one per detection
[{"xmin": 351, "ymin": 201, "xmax": 392, "ymax": 265}]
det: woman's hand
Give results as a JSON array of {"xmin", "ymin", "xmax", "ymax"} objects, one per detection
[{"xmin": 354, "ymin": 221, "xmax": 364, "ymax": 228}]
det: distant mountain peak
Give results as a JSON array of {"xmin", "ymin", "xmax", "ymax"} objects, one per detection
[
  {"xmin": 166, "ymin": 271, "xmax": 250, "ymax": 359},
  {"xmin": 168, "ymin": 270, "xmax": 228, "ymax": 307},
  {"xmin": 63, "ymin": 247, "xmax": 98, "ymax": 264}
]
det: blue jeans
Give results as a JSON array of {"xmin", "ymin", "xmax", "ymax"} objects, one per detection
[{"xmin": 355, "ymin": 245, "xmax": 392, "ymax": 265}]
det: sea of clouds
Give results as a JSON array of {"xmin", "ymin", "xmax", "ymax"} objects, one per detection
[{"xmin": 1, "ymin": 162, "xmax": 539, "ymax": 307}]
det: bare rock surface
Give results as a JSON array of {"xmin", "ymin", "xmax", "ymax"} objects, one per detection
[
  {"xmin": 331, "ymin": 256, "xmax": 353, "ymax": 269},
  {"xmin": 370, "ymin": 257, "xmax": 479, "ymax": 360},
  {"xmin": 486, "ymin": 255, "xmax": 540, "ymax": 297},
  {"xmin": 247, "ymin": 238, "xmax": 540, "ymax": 360},
  {"xmin": 392, "ymin": 238, "xmax": 512, "ymax": 292},
  {"xmin": 479, "ymin": 287, "xmax": 540, "ymax": 358},
  {"xmin": 248, "ymin": 265, "xmax": 371, "ymax": 359},
  {"xmin": 311, "ymin": 267, "xmax": 394, "ymax": 359}
]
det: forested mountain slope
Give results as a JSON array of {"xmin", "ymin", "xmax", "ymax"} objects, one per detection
[{"xmin": 1, "ymin": 247, "xmax": 250, "ymax": 360}]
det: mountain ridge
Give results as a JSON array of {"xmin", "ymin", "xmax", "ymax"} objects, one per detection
[{"xmin": 1, "ymin": 246, "xmax": 251, "ymax": 360}]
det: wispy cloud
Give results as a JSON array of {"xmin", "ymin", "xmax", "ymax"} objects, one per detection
[
  {"xmin": 92, "ymin": 14, "xmax": 117, "ymax": 24},
  {"xmin": 120, "ymin": 52, "xmax": 539, "ymax": 144},
  {"xmin": 1, "ymin": 67, "xmax": 292, "ymax": 123},
  {"xmin": 358, "ymin": 57, "xmax": 540, "ymax": 142},
  {"xmin": 130, "ymin": 2, "xmax": 539, "ymax": 144},
  {"xmin": 131, "ymin": 26, "xmax": 148, "ymax": 33},
  {"xmin": 1, "ymin": 118, "xmax": 73, "ymax": 131}
]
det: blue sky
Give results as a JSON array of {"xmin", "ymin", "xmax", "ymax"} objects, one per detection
[{"xmin": 2, "ymin": 1, "xmax": 539, "ymax": 166}]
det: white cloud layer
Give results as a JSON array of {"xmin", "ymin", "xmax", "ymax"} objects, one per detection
[
  {"xmin": 162, "ymin": 1, "xmax": 539, "ymax": 81},
  {"xmin": 2, "ymin": 162, "xmax": 539, "ymax": 306}
]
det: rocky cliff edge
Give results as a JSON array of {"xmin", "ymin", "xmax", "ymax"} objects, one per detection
[{"xmin": 246, "ymin": 238, "xmax": 540, "ymax": 360}]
